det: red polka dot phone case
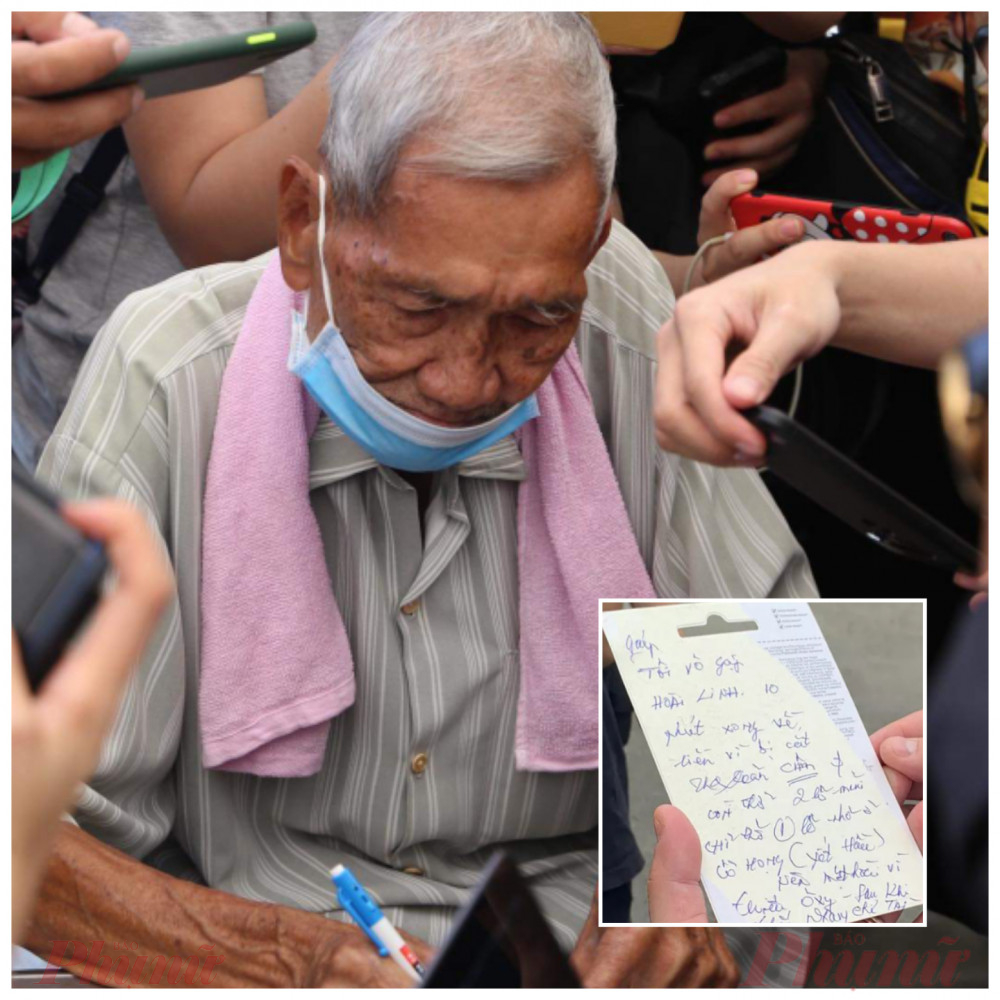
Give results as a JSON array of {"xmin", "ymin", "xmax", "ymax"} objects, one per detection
[{"xmin": 731, "ymin": 191, "xmax": 973, "ymax": 244}]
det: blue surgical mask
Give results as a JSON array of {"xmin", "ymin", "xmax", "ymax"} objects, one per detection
[{"xmin": 287, "ymin": 174, "xmax": 540, "ymax": 472}]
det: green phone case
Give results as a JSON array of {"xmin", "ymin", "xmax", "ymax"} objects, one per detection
[{"xmin": 58, "ymin": 21, "xmax": 317, "ymax": 100}]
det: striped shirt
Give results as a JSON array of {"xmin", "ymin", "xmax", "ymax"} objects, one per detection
[{"xmin": 37, "ymin": 221, "xmax": 815, "ymax": 981}]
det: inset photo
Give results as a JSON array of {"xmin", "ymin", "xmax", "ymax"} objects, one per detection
[{"xmin": 600, "ymin": 600, "xmax": 924, "ymax": 928}]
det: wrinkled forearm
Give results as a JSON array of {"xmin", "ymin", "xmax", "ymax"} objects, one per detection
[{"xmin": 24, "ymin": 823, "xmax": 333, "ymax": 987}]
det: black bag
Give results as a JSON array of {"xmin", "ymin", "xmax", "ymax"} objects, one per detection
[{"xmin": 820, "ymin": 33, "xmax": 978, "ymax": 218}]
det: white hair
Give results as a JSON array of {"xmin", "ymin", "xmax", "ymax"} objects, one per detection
[{"xmin": 321, "ymin": 12, "xmax": 616, "ymax": 222}]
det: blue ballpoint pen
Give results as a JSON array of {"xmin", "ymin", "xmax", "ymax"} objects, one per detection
[{"xmin": 331, "ymin": 864, "xmax": 425, "ymax": 983}]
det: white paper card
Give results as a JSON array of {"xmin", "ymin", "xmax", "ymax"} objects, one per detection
[{"xmin": 602, "ymin": 602, "xmax": 923, "ymax": 924}]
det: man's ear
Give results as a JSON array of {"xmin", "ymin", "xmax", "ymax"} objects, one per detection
[{"xmin": 277, "ymin": 156, "xmax": 320, "ymax": 292}]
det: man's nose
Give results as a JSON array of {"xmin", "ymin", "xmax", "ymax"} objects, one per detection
[{"xmin": 419, "ymin": 328, "xmax": 503, "ymax": 412}]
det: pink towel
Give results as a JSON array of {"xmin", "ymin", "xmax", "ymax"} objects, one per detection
[{"xmin": 200, "ymin": 253, "xmax": 655, "ymax": 777}]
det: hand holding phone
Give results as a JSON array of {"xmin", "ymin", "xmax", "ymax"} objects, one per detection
[
  {"xmin": 700, "ymin": 48, "xmax": 827, "ymax": 186},
  {"xmin": 12, "ymin": 494, "xmax": 172, "ymax": 941},
  {"xmin": 52, "ymin": 21, "xmax": 317, "ymax": 101},
  {"xmin": 732, "ymin": 191, "xmax": 974, "ymax": 244},
  {"xmin": 699, "ymin": 47, "xmax": 788, "ymax": 138},
  {"xmin": 12, "ymin": 11, "xmax": 139, "ymax": 169}
]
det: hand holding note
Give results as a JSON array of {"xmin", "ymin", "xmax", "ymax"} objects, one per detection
[{"xmin": 603, "ymin": 602, "xmax": 924, "ymax": 925}]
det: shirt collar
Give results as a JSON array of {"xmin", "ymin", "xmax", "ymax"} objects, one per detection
[{"xmin": 308, "ymin": 412, "xmax": 528, "ymax": 491}]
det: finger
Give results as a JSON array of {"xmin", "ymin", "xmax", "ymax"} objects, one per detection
[
  {"xmin": 697, "ymin": 168, "xmax": 758, "ymax": 243},
  {"xmin": 702, "ymin": 215, "xmax": 803, "ymax": 283},
  {"xmin": 12, "ymin": 11, "xmax": 97, "ymax": 41},
  {"xmin": 869, "ymin": 710, "xmax": 923, "ymax": 755},
  {"xmin": 720, "ymin": 295, "xmax": 818, "ymax": 411},
  {"xmin": 40, "ymin": 501, "xmax": 172, "ymax": 730},
  {"xmin": 12, "ymin": 30, "xmax": 130, "ymax": 97},
  {"xmin": 878, "ymin": 736, "xmax": 923, "ymax": 785},
  {"xmin": 662, "ymin": 400, "xmax": 760, "ymax": 466},
  {"xmin": 648, "ymin": 805, "xmax": 708, "ymax": 923},
  {"xmin": 714, "ymin": 79, "xmax": 799, "ymax": 128},
  {"xmin": 706, "ymin": 112, "xmax": 811, "ymax": 163},
  {"xmin": 12, "ymin": 87, "xmax": 139, "ymax": 158},
  {"xmin": 881, "ymin": 763, "xmax": 912, "ymax": 806},
  {"xmin": 676, "ymin": 293, "xmax": 770, "ymax": 456},
  {"xmin": 654, "ymin": 319, "xmax": 759, "ymax": 465},
  {"xmin": 954, "ymin": 570, "xmax": 988, "ymax": 592}
]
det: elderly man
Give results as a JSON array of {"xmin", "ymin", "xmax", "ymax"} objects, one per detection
[{"xmin": 29, "ymin": 13, "xmax": 815, "ymax": 988}]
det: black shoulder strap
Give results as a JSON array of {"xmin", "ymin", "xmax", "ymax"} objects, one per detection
[
  {"xmin": 14, "ymin": 127, "xmax": 128, "ymax": 308},
  {"xmin": 960, "ymin": 27, "xmax": 981, "ymax": 159}
]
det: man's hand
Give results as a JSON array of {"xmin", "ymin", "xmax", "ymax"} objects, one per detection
[
  {"xmin": 12, "ymin": 11, "xmax": 141, "ymax": 169},
  {"xmin": 870, "ymin": 709, "xmax": 923, "ymax": 855},
  {"xmin": 305, "ymin": 924, "xmax": 434, "ymax": 988},
  {"xmin": 654, "ymin": 240, "xmax": 841, "ymax": 465},
  {"xmin": 12, "ymin": 499, "xmax": 172, "ymax": 940},
  {"xmin": 571, "ymin": 889, "xmax": 739, "ymax": 986},
  {"xmin": 703, "ymin": 48, "xmax": 829, "ymax": 186}
]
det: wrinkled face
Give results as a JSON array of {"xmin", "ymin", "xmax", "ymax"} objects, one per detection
[{"xmin": 307, "ymin": 147, "xmax": 607, "ymax": 426}]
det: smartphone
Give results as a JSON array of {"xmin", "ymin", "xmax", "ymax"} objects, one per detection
[
  {"xmin": 732, "ymin": 190, "xmax": 974, "ymax": 243},
  {"xmin": 745, "ymin": 405, "xmax": 980, "ymax": 571},
  {"xmin": 12, "ymin": 463, "xmax": 108, "ymax": 690},
  {"xmin": 52, "ymin": 21, "xmax": 317, "ymax": 101},
  {"xmin": 423, "ymin": 852, "xmax": 579, "ymax": 988},
  {"xmin": 699, "ymin": 47, "xmax": 788, "ymax": 138}
]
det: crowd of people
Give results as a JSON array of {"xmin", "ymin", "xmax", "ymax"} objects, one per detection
[{"xmin": 11, "ymin": 11, "xmax": 988, "ymax": 988}]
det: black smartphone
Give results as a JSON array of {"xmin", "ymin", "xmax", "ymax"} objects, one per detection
[
  {"xmin": 12, "ymin": 462, "xmax": 108, "ymax": 690},
  {"xmin": 423, "ymin": 852, "xmax": 580, "ymax": 988},
  {"xmin": 699, "ymin": 46, "xmax": 788, "ymax": 139},
  {"xmin": 745, "ymin": 405, "xmax": 980, "ymax": 572},
  {"xmin": 51, "ymin": 22, "xmax": 316, "ymax": 101}
]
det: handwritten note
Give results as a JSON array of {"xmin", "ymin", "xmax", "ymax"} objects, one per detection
[{"xmin": 603, "ymin": 602, "xmax": 923, "ymax": 924}]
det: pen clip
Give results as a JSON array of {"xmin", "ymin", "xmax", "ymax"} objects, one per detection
[{"xmin": 341, "ymin": 897, "xmax": 389, "ymax": 957}]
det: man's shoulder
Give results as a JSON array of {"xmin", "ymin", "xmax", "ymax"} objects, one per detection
[
  {"xmin": 101, "ymin": 253, "xmax": 271, "ymax": 380},
  {"xmin": 46, "ymin": 254, "xmax": 271, "ymax": 475},
  {"xmin": 582, "ymin": 220, "xmax": 676, "ymax": 362}
]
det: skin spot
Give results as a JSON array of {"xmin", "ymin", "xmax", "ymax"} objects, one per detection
[{"xmin": 523, "ymin": 346, "xmax": 538, "ymax": 361}]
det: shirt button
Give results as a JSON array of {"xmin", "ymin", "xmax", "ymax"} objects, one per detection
[
  {"xmin": 410, "ymin": 752, "xmax": 429, "ymax": 775},
  {"xmin": 400, "ymin": 600, "xmax": 420, "ymax": 617},
  {"xmin": 402, "ymin": 866, "xmax": 425, "ymax": 877}
]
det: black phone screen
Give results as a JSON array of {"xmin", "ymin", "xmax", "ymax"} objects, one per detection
[{"xmin": 422, "ymin": 853, "xmax": 580, "ymax": 988}]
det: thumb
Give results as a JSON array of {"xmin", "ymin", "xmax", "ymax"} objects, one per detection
[
  {"xmin": 648, "ymin": 805, "xmax": 708, "ymax": 923},
  {"xmin": 878, "ymin": 736, "xmax": 923, "ymax": 785}
]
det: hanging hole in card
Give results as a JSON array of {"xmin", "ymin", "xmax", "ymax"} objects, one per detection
[{"xmin": 677, "ymin": 613, "xmax": 759, "ymax": 638}]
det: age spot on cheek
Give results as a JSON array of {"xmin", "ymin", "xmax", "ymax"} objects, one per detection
[{"xmin": 523, "ymin": 347, "xmax": 538, "ymax": 361}]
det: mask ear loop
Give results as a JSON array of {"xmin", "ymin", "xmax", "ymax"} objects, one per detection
[{"xmin": 316, "ymin": 173, "xmax": 337, "ymax": 325}]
